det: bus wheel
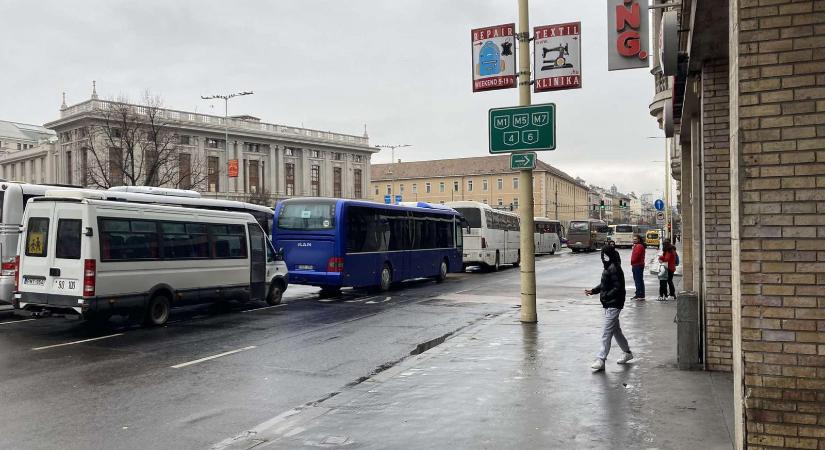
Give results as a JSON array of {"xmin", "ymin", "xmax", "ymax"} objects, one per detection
[
  {"xmin": 319, "ymin": 286, "xmax": 341, "ymax": 298},
  {"xmin": 379, "ymin": 264, "xmax": 393, "ymax": 291},
  {"xmin": 266, "ymin": 283, "xmax": 284, "ymax": 305},
  {"xmin": 144, "ymin": 294, "xmax": 170, "ymax": 327},
  {"xmin": 550, "ymin": 244, "xmax": 556, "ymax": 255},
  {"xmin": 435, "ymin": 259, "xmax": 448, "ymax": 283}
]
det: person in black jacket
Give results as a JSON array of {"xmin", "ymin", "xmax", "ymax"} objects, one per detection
[{"xmin": 585, "ymin": 245, "xmax": 633, "ymax": 372}]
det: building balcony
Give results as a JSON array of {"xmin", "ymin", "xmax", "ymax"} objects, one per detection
[{"xmin": 649, "ymin": 67, "xmax": 672, "ymax": 126}]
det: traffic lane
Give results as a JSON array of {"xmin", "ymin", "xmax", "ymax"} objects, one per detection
[{"xmin": 0, "ymin": 275, "xmax": 518, "ymax": 449}]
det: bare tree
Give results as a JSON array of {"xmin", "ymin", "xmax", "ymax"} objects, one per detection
[
  {"xmin": 83, "ymin": 92, "xmax": 208, "ymax": 190},
  {"xmin": 246, "ymin": 187, "xmax": 274, "ymax": 207}
]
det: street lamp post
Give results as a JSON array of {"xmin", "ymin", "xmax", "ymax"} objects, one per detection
[
  {"xmin": 375, "ymin": 144, "xmax": 411, "ymax": 198},
  {"xmin": 648, "ymin": 136, "xmax": 672, "ymax": 241},
  {"xmin": 201, "ymin": 91, "xmax": 253, "ymax": 195}
]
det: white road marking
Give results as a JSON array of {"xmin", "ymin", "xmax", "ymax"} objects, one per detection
[
  {"xmin": 0, "ymin": 319, "xmax": 36, "ymax": 326},
  {"xmin": 171, "ymin": 345, "xmax": 257, "ymax": 369},
  {"xmin": 365, "ymin": 296, "xmax": 391, "ymax": 304},
  {"xmin": 32, "ymin": 333, "xmax": 124, "ymax": 351},
  {"xmin": 241, "ymin": 304, "xmax": 287, "ymax": 313}
]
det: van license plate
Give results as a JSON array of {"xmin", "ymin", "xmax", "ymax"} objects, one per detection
[
  {"xmin": 297, "ymin": 264, "xmax": 314, "ymax": 271},
  {"xmin": 23, "ymin": 277, "xmax": 45, "ymax": 286},
  {"xmin": 53, "ymin": 278, "xmax": 78, "ymax": 291}
]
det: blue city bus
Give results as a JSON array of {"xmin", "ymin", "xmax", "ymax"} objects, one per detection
[{"xmin": 272, "ymin": 198, "xmax": 465, "ymax": 294}]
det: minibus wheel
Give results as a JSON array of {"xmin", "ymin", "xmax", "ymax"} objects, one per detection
[
  {"xmin": 266, "ymin": 283, "xmax": 283, "ymax": 305},
  {"xmin": 435, "ymin": 259, "xmax": 448, "ymax": 283},
  {"xmin": 144, "ymin": 294, "xmax": 171, "ymax": 326},
  {"xmin": 379, "ymin": 264, "xmax": 392, "ymax": 291}
]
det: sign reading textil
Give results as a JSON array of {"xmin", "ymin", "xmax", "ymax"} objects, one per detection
[
  {"xmin": 607, "ymin": 0, "xmax": 650, "ymax": 71},
  {"xmin": 533, "ymin": 22, "xmax": 582, "ymax": 92},
  {"xmin": 471, "ymin": 24, "xmax": 517, "ymax": 92}
]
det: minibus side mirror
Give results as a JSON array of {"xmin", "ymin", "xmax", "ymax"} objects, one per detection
[{"xmin": 275, "ymin": 247, "xmax": 285, "ymax": 261}]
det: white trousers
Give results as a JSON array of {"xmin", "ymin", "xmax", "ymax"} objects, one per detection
[{"xmin": 597, "ymin": 307, "xmax": 630, "ymax": 360}]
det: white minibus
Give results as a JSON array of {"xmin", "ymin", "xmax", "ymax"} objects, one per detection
[
  {"xmin": 534, "ymin": 218, "xmax": 562, "ymax": 255},
  {"xmin": 447, "ymin": 201, "xmax": 520, "ymax": 271},
  {"xmin": 14, "ymin": 191, "xmax": 288, "ymax": 326},
  {"xmin": 0, "ymin": 182, "xmax": 275, "ymax": 305}
]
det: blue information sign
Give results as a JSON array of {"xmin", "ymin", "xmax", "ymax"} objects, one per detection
[
  {"xmin": 654, "ymin": 199, "xmax": 665, "ymax": 211},
  {"xmin": 394, "ymin": 195, "xmax": 402, "ymax": 204},
  {"xmin": 384, "ymin": 195, "xmax": 392, "ymax": 204}
]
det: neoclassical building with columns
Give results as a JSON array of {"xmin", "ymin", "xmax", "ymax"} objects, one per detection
[{"xmin": 38, "ymin": 86, "xmax": 375, "ymax": 203}]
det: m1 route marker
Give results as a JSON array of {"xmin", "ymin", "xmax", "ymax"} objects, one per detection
[
  {"xmin": 489, "ymin": 103, "xmax": 556, "ymax": 153},
  {"xmin": 510, "ymin": 152, "xmax": 537, "ymax": 170}
]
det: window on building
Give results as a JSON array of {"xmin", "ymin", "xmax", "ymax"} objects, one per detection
[
  {"xmin": 353, "ymin": 169, "xmax": 362, "ymax": 198},
  {"xmin": 513, "ymin": 197, "xmax": 519, "ymax": 208},
  {"xmin": 206, "ymin": 138, "xmax": 223, "ymax": 149},
  {"xmin": 412, "ymin": 183, "xmax": 417, "ymax": 193},
  {"xmin": 375, "ymin": 186, "xmax": 379, "ymax": 195},
  {"xmin": 399, "ymin": 183, "xmax": 405, "ymax": 194},
  {"xmin": 332, "ymin": 152, "xmax": 343, "ymax": 161},
  {"xmin": 513, "ymin": 177, "xmax": 519, "ymax": 189},
  {"xmin": 386, "ymin": 184, "xmax": 392, "ymax": 195},
  {"xmin": 207, "ymin": 156, "xmax": 219, "ymax": 192},
  {"xmin": 179, "ymin": 135, "xmax": 191, "ymax": 145},
  {"xmin": 285, "ymin": 163, "xmax": 295, "ymax": 196},
  {"xmin": 310, "ymin": 165, "xmax": 320, "ymax": 196},
  {"xmin": 17, "ymin": 143, "xmax": 21, "ymax": 150},
  {"xmin": 245, "ymin": 142, "xmax": 261, "ymax": 153},
  {"xmin": 333, "ymin": 167, "xmax": 342, "ymax": 197},
  {"xmin": 309, "ymin": 150, "xmax": 320, "ymax": 158},
  {"xmin": 497, "ymin": 178, "xmax": 503, "ymax": 190},
  {"xmin": 483, "ymin": 179, "xmax": 488, "ymax": 191},
  {"xmin": 249, "ymin": 160, "xmax": 260, "ymax": 194},
  {"xmin": 179, "ymin": 153, "xmax": 192, "ymax": 189},
  {"xmin": 467, "ymin": 180, "xmax": 473, "ymax": 192},
  {"xmin": 439, "ymin": 182, "xmax": 445, "ymax": 192},
  {"xmin": 353, "ymin": 154, "xmax": 363, "ymax": 162},
  {"xmin": 66, "ymin": 151, "xmax": 72, "ymax": 185},
  {"xmin": 425, "ymin": 182, "xmax": 431, "ymax": 193},
  {"xmin": 497, "ymin": 198, "xmax": 503, "ymax": 206},
  {"xmin": 111, "ymin": 128, "xmax": 122, "ymax": 139},
  {"xmin": 109, "ymin": 147, "xmax": 123, "ymax": 187},
  {"xmin": 482, "ymin": 199, "xmax": 488, "ymax": 204},
  {"xmin": 453, "ymin": 181, "xmax": 459, "ymax": 192}
]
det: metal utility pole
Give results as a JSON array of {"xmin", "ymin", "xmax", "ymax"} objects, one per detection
[
  {"xmin": 375, "ymin": 144, "xmax": 411, "ymax": 197},
  {"xmin": 664, "ymin": 137, "xmax": 671, "ymax": 242},
  {"xmin": 201, "ymin": 91, "xmax": 253, "ymax": 194},
  {"xmin": 517, "ymin": 0, "xmax": 537, "ymax": 324}
]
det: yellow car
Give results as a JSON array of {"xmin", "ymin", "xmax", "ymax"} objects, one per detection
[{"xmin": 645, "ymin": 230, "xmax": 661, "ymax": 248}]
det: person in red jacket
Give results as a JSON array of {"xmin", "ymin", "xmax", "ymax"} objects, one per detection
[
  {"xmin": 630, "ymin": 235, "xmax": 646, "ymax": 300},
  {"xmin": 658, "ymin": 240, "xmax": 677, "ymax": 301}
]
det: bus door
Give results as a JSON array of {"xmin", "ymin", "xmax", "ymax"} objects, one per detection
[{"xmin": 247, "ymin": 224, "xmax": 267, "ymax": 301}]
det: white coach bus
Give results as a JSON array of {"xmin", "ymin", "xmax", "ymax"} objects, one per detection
[
  {"xmin": 0, "ymin": 182, "xmax": 274, "ymax": 305},
  {"xmin": 534, "ymin": 217, "xmax": 562, "ymax": 255},
  {"xmin": 13, "ymin": 191, "xmax": 287, "ymax": 326},
  {"xmin": 447, "ymin": 201, "xmax": 520, "ymax": 271}
]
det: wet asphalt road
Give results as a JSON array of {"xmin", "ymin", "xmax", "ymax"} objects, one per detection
[{"xmin": 0, "ymin": 247, "xmax": 618, "ymax": 450}]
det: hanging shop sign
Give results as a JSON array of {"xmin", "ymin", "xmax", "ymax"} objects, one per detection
[
  {"xmin": 471, "ymin": 23, "xmax": 517, "ymax": 92},
  {"xmin": 659, "ymin": 10, "xmax": 679, "ymax": 76},
  {"xmin": 228, "ymin": 159, "xmax": 239, "ymax": 178},
  {"xmin": 607, "ymin": 0, "xmax": 650, "ymax": 71},
  {"xmin": 533, "ymin": 22, "xmax": 582, "ymax": 92}
]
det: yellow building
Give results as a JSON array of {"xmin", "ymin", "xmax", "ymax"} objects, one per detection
[{"xmin": 370, "ymin": 155, "xmax": 589, "ymax": 227}]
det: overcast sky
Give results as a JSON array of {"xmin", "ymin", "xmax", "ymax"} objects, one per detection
[{"xmin": 0, "ymin": 0, "xmax": 669, "ymax": 197}]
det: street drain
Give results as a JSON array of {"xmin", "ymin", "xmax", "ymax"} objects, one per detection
[{"xmin": 410, "ymin": 331, "xmax": 454, "ymax": 355}]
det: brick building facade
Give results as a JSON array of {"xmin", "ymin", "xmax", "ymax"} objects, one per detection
[{"xmin": 651, "ymin": 1, "xmax": 825, "ymax": 448}]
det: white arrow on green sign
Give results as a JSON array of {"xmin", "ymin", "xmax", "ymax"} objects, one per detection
[{"xmin": 510, "ymin": 152, "xmax": 537, "ymax": 170}]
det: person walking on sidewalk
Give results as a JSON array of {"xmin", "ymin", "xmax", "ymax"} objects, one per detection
[
  {"xmin": 658, "ymin": 240, "xmax": 678, "ymax": 301},
  {"xmin": 585, "ymin": 245, "xmax": 633, "ymax": 372},
  {"xmin": 630, "ymin": 234, "xmax": 646, "ymax": 300}
]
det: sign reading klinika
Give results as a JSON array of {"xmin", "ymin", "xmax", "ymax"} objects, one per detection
[
  {"xmin": 533, "ymin": 22, "xmax": 582, "ymax": 92},
  {"xmin": 471, "ymin": 24, "xmax": 517, "ymax": 92}
]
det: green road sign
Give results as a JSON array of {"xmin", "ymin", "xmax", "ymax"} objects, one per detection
[
  {"xmin": 489, "ymin": 103, "xmax": 556, "ymax": 153},
  {"xmin": 510, "ymin": 152, "xmax": 536, "ymax": 170}
]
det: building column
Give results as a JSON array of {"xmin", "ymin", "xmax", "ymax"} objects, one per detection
[
  {"xmin": 680, "ymin": 127, "xmax": 694, "ymax": 292},
  {"xmin": 275, "ymin": 146, "xmax": 285, "ymax": 197}
]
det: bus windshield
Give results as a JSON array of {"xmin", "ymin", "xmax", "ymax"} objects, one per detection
[
  {"xmin": 277, "ymin": 201, "xmax": 336, "ymax": 231},
  {"xmin": 453, "ymin": 208, "xmax": 482, "ymax": 228},
  {"xmin": 569, "ymin": 221, "xmax": 589, "ymax": 232},
  {"xmin": 616, "ymin": 225, "xmax": 634, "ymax": 233}
]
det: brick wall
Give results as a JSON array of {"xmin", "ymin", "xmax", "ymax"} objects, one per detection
[
  {"xmin": 734, "ymin": 0, "xmax": 825, "ymax": 447},
  {"xmin": 703, "ymin": 60, "xmax": 735, "ymax": 372}
]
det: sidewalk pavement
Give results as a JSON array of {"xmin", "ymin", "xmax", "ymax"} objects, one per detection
[{"xmin": 217, "ymin": 262, "xmax": 734, "ymax": 450}]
